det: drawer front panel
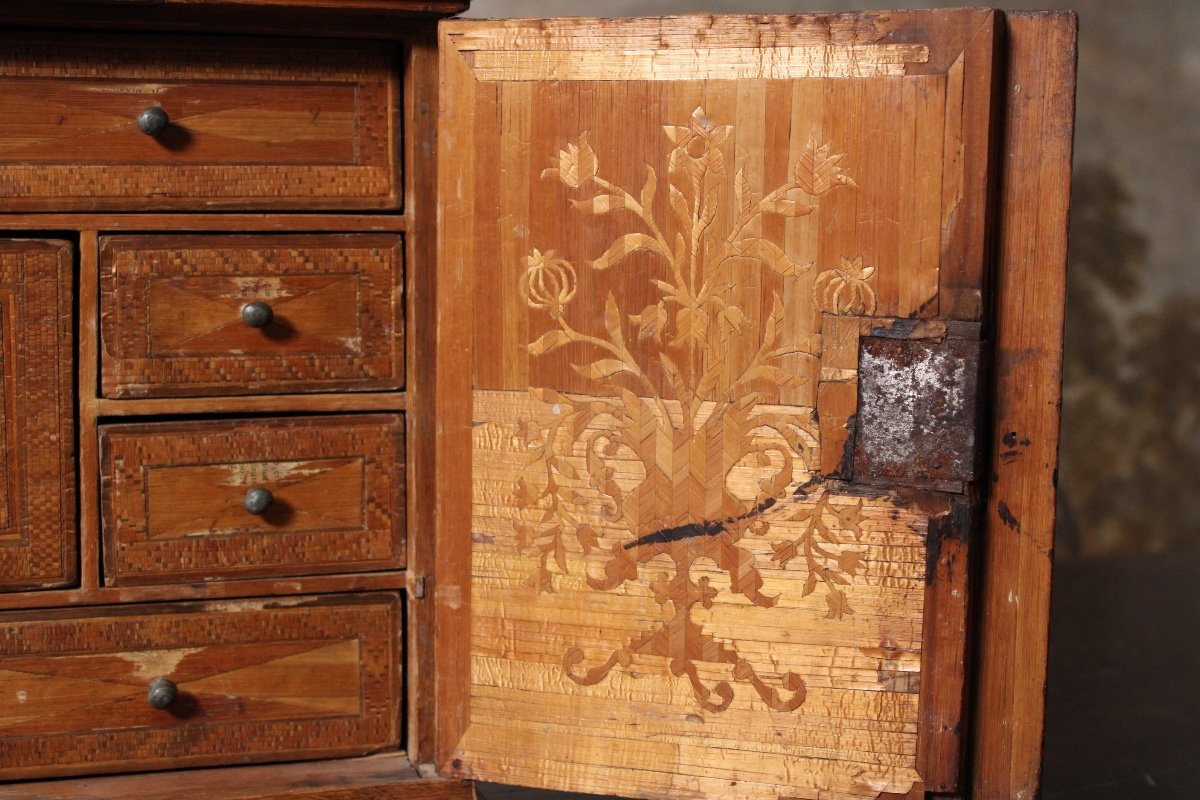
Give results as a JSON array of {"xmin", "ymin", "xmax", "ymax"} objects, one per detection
[
  {"xmin": 0, "ymin": 34, "xmax": 398, "ymax": 210},
  {"xmin": 100, "ymin": 235, "xmax": 404, "ymax": 398},
  {"xmin": 101, "ymin": 415, "xmax": 404, "ymax": 585},
  {"xmin": 0, "ymin": 241, "xmax": 75, "ymax": 592},
  {"xmin": 0, "ymin": 593, "xmax": 400, "ymax": 780}
]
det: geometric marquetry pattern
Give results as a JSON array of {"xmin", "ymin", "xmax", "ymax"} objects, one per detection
[
  {"xmin": 0, "ymin": 35, "xmax": 398, "ymax": 210},
  {"xmin": 100, "ymin": 415, "xmax": 404, "ymax": 586},
  {"xmin": 0, "ymin": 594, "xmax": 399, "ymax": 781},
  {"xmin": 100, "ymin": 235, "xmax": 403, "ymax": 398},
  {"xmin": 0, "ymin": 240, "xmax": 75, "ymax": 592}
]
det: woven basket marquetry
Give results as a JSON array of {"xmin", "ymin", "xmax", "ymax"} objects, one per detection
[{"xmin": 100, "ymin": 234, "xmax": 404, "ymax": 398}]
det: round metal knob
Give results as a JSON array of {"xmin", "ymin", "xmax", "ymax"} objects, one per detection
[
  {"xmin": 243, "ymin": 487, "xmax": 274, "ymax": 515},
  {"xmin": 241, "ymin": 301, "xmax": 274, "ymax": 329},
  {"xmin": 137, "ymin": 107, "xmax": 170, "ymax": 136},
  {"xmin": 147, "ymin": 677, "xmax": 178, "ymax": 710}
]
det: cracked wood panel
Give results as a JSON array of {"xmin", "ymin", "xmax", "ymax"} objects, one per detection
[
  {"xmin": 436, "ymin": 11, "xmax": 997, "ymax": 800},
  {"xmin": 100, "ymin": 234, "xmax": 404, "ymax": 398},
  {"xmin": 0, "ymin": 241, "xmax": 75, "ymax": 592},
  {"xmin": 0, "ymin": 593, "xmax": 400, "ymax": 781},
  {"xmin": 99, "ymin": 415, "xmax": 404, "ymax": 585},
  {"xmin": 0, "ymin": 34, "xmax": 399, "ymax": 210}
]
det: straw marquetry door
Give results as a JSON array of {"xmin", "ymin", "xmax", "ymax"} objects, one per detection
[{"xmin": 433, "ymin": 10, "xmax": 1073, "ymax": 800}]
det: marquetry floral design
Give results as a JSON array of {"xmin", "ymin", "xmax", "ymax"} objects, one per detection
[
  {"xmin": 519, "ymin": 249, "xmax": 577, "ymax": 319},
  {"xmin": 815, "ymin": 255, "xmax": 878, "ymax": 315},
  {"xmin": 511, "ymin": 108, "xmax": 874, "ymax": 713}
]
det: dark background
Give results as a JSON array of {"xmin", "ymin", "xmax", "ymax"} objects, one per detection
[{"xmin": 461, "ymin": 3, "xmax": 1200, "ymax": 797}]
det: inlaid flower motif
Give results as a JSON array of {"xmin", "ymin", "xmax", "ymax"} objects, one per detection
[
  {"xmin": 541, "ymin": 132, "xmax": 598, "ymax": 188},
  {"xmin": 518, "ymin": 248, "xmax": 577, "ymax": 319},
  {"xmin": 664, "ymin": 106, "xmax": 733, "ymax": 159},
  {"xmin": 815, "ymin": 255, "xmax": 878, "ymax": 315}
]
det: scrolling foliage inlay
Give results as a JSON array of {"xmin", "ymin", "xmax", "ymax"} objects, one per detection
[{"xmin": 512, "ymin": 108, "xmax": 877, "ymax": 712}]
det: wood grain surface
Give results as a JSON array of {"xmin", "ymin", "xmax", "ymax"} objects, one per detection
[
  {"xmin": 971, "ymin": 12, "xmax": 1078, "ymax": 800},
  {"xmin": 436, "ymin": 11, "xmax": 998, "ymax": 800},
  {"xmin": 0, "ymin": 240, "xmax": 76, "ymax": 592},
  {"xmin": 100, "ymin": 415, "xmax": 405, "ymax": 585},
  {"xmin": 0, "ymin": 593, "xmax": 401, "ymax": 781},
  {"xmin": 0, "ymin": 34, "xmax": 400, "ymax": 210},
  {"xmin": 0, "ymin": 754, "xmax": 473, "ymax": 800}
]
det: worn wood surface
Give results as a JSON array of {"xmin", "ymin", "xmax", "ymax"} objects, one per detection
[
  {"xmin": 0, "ymin": 214, "xmax": 406, "ymax": 232},
  {"xmin": 79, "ymin": 232, "xmax": 103, "ymax": 593},
  {"xmin": 433, "ymin": 5, "xmax": 479, "ymax": 775},
  {"xmin": 917, "ymin": 497, "xmax": 975, "ymax": 792},
  {"xmin": 404, "ymin": 30, "xmax": 444, "ymax": 768},
  {"xmin": 0, "ymin": 570, "xmax": 405, "ymax": 613},
  {"xmin": 437, "ymin": 11, "xmax": 997, "ymax": 799},
  {"xmin": 0, "ymin": 593, "xmax": 401, "ymax": 781},
  {"xmin": 100, "ymin": 234, "xmax": 404, "ymax": 397},
  {"xmin": 100, "ymin": 415, "xmax": 405, "ymax": 585},
  {"xmin": 93, "ymin": 391, "xmax": 407, "ymax": 417},
  {"xmin": 0, "ymin": 240, "xmax": 75, "ymax": 592},
  {"xmin": 0, "ymin": 754, "xmax": 473, "ymax": 800},
  {"xmin": 971, "ymin": 11, "xmax": 1077, "ymax": 800},
  {"xmin": 0, "ymin": 34, "xmax": 400, "ymax": 210}
]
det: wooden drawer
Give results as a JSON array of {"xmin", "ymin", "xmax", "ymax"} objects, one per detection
[
  {"xmin": 0, "ymin": 34, "xmax": 399, "ymax": 210},
  {"xmin": 100, "ymin": 234, "xmax": 404, "ymax": 398},
  {"xmin": 0, "ymin": 593, "xmax": 401, "ymax": 781},
  {"xmin": 100, "ymin": 415, "xmax": 405, "ymax": 585},
  {"xmin": 0, "ymin": 240, "xmax": 75, "ymax": 592}
]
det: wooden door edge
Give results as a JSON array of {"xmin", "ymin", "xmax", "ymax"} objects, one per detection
[{"xmin": 969, "ymin": 10, "xmax": 1077, "ymax": 800}]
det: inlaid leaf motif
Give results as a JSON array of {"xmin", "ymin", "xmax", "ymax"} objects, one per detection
[
  {"xmin": 639, "ymin": 166, "xmax": 657, "ymax": 211},
  {"xmin": 825, "ymin": 589, "xmax": 855, "ymax": 620},
  {"xmin": 795, "ymin": 135, "xmax": 858, "ymax": 196},
  {"xmin": 762, "ymin": 196, "xmax": 816, "ymax": 217},
  {"xmin": 572, "ymin": 359, "xmax": 633, "ymax": 381},
  {"xmin": 590, "ymin": 234, "xmax": 661, "ymax": 271},
  {"xmin": 730, "ymin": 237, "xmax": 807, "ymax": 277},
  {"xmin": 630, "ymin": 303, "xmax": 668, "ymax": 342},
  {"xmin": 572, "ymin": 195, "xmax": 626, "ymax": 214}
]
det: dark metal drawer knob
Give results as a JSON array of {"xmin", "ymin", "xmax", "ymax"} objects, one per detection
[
  {"xmin": 243, "ymin": 487, "xmax": 274, "ymax": 515},
  {"xmin": 137, "ymin": 107, "xmax": 170, "ymax": 137},
  {"xmin": 241, "ymin": 301, "xmax": 274, "ymax": 329},
  {"xmin": 147, "ymin": 677, "xmax": 178, "ymax": 710}
]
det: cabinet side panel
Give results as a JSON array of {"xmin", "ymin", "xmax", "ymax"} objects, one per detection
[
  {"xmin": 433, "ymin": 16, "xmax": 479, "ymax": 771},
  {"xmin": 971, "ymin": 11, "xmax": 1077, "ymax": 800}
]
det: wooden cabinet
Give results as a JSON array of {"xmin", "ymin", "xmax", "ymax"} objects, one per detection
[{"xmin": 0, "ymin": 4, "xmax": 1076, "ymax": 800}]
